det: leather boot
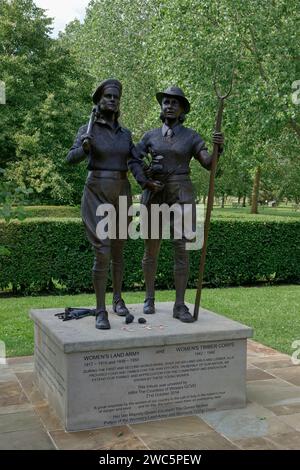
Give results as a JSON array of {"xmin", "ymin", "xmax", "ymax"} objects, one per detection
[
  {"xmin": 173, "ymin": 304, "xmax": 194, "ymax": 323},
  {"xmin": 113, "ymin": 296, "xmax": 129, "ymax": 316},
  {"xmin": 95, "ymin": 310, "xmax": 111, "ymax": 330},
  {"xmin": 143, "ymin": 298, "xmax": 155, "ymax": 314}
]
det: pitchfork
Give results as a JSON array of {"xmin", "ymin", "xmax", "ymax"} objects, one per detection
[{"xmin": 193, "ymin": 66, "xmax": 234, "ymax": 321}]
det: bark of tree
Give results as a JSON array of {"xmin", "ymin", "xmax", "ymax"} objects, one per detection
[{"xmin": 251, "ymin": 166, "xmax": 261, "ymax": 214}]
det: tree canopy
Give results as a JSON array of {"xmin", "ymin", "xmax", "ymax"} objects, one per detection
[
  {"xmin": 1, "ymin": 0, "xmax": 299, "ymax": 207},
  {"xmin": 0, "ymin": 0, "xmax": 94, "ymax": 203}
]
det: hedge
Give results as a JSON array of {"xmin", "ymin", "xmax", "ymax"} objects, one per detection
[
  {"xmin": 22, "ymin": 206, "xmax": 80, "ymax": 219},
  {"xmin": 0, "ymin": 217, "xmax": 299, "ymax": 293}
]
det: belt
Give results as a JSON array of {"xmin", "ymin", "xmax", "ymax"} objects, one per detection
[{"xmin": 88, "ymin": 170, "xmax": 128, "ymax": 179}]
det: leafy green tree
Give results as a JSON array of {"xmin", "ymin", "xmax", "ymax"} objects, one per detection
[
  {"xmin": 2, "ymin": 0, "xmax": 299, "ymax": 205},
  {"xmin": 0, "ymin": 0, "xmax": 52, "ymax": 166},
  {"xmin": 63, "ymin": 0, "xmax": 299, "ymax": 206},
  {"xmin": 0, "ymin": 0, "xmax": 94, "ymax": 203}
]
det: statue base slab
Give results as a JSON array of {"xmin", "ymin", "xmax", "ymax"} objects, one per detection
[{"xmin": 30, "ymin": 303, "xmax": 253, "ymax": 431}]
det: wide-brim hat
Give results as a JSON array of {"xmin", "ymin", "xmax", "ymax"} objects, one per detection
[
  {"xmin": 156, "ymin": 86, "xmax": 190, "ymax": 114},
  {"xmin": 92, "ymin": 79, "xmax": 122, "ymax": 104}
]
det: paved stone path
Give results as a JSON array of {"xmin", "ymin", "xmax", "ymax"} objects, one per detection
[{"xmin": 1, "ymin": 340, "xmax": 300, "ymax": 450}]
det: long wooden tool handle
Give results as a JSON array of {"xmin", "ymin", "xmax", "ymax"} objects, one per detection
[
  {"xmin": 193, "ymin": 98, "xmax": 224, "ymax": 321},
  {"xmin": 83, "ymin": 107, "xmax": 97, "ymax": 145}
]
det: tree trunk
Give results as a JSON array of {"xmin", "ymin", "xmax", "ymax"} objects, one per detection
[
  {"xmin": 242, "ymin": 195, "xmax": 246, "ymax": 207},
  {"xmin": 221, "ymin": 194, "xmax": 225, "ymax": 208},
  {"xmin": 238, "ymin": 196, "xmax": 241, "ymax": 205},
  {"xmin": 251, "ymin": 166, "xmax": 261, "ymax": 214}
]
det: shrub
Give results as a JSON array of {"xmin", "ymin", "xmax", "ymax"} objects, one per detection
[{"xmin": 0, "ymin": 218, "xmax": 299, "ymax": 293}]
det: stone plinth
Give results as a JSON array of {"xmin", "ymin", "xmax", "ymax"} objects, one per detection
[{"xmin": 30, "ymin": 303, "xmax": 253, "ymax": 431}]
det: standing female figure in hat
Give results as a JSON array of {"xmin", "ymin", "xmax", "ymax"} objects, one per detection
[
  {"xmin": 137, "ymin": 86, "xmax": 224, "ymax": 323},
  {"xmin": 66, "ymin": 79, "xmax": 148, "ymax": 330}
]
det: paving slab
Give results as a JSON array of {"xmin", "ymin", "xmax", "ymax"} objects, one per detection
[
  {"xmin": 266, "ymin": 431, "xmax": 300, "ymax": 450},
  {"xmin": 247, "ymin": 340, "xmax": 287, "ymax": 357},
  {"xmin": 247, "ymin": 378, "xmax": 300, "ymax": 407},
  {"xmin": 7, "ymin": 356, "xmax": 35, "ymax": 365},
  {"xmin": 265, "ymin": 402, "xmax": 300, "ymax": 416},
  {"xmin": 0, "ymin": 366, "xmax": 18, "ymax": 384},
  {"xmin": 6, "ymin": 356, "xmax": 34, "ymax": 373},
  {"xmin": 246, "ymin": 368, "xmax": 275, "ymax": 381},
  {"xmin": 16, "ymin": 371, "xmax": 47, "ymax": 407},
  {"xmin": 233, "ymin": 436, "xmax": 283, "ymax": 450},
  {"xmin": 200, "ymin": 402, "xmax": 294, "ymax": 439},
  {"xmin": 0, "ymin": 410, "xmax": 42, "ymax": 433},
  {"xmin": 34, "ymin": 404, "xmax": 64, "ymax": 432},
  {"xmin": 0, "ymin": 403, "xmax": 33, "ymax": 415},
  {"xmin": 146, "ymin": 432, "xmax": 238, "ymax": 450},
  {"xmin": 276, "ymin": 413, "xmax": 300, "ymax": 432},
  {"xmin": 0, "ymin": 381, "xmax": 29, "ymax": 407},
  {"xmin": 50, "ymin": 426, "xmax": 147, "ymax": 450},
  {"xmin": 1, "ymin": 337, "xmax": 300, "ymax": 450},
  {"xmin": 250, "ymin": 358, "xmax": 296, "ymax": 369},
  {"xmin": 0, "ymin": 429, "xmax": 55, "ymax": 450},
  {"xmin": 130, "ymin": 416, "xmax": 213, "ymax": 439},
  {"xmin": 267, "ymin": 366, "xmax": 300, "ymax": 386}
]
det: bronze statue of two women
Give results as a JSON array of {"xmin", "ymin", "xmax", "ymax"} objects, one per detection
[{"xmin": 66, "ymin": 79, "xmax": 224, "ymax": 330}]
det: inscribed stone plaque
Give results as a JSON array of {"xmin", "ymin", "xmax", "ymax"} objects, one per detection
[
  {"xmin": 66, "ymin": 339, "xmax": 246, "ymax": 430},
  {"xmin": 31, "ymin": 303, "xmax": 252, "ymax": 431}
]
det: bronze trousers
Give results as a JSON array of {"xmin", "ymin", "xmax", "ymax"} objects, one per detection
[
  {"xmin": 142, "ymin": 175, "xmax": 196, "ymax": 305},
  {"xmin": 81, "ymin": 171, "xmax": 132, "ymax": 310}
]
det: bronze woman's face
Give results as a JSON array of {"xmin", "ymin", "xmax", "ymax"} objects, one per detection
[
  {"xmin": 161, "ymin": 96, "xmax": 184, "ymax": 120},
  {"xmin": 98, "ymin": 86, "xmax": 120, "ymax": 114}
]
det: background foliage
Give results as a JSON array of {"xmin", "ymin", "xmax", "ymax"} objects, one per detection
[{"xmin": 0, "ymin": 0, "xmax": 299, "ymax": 208}]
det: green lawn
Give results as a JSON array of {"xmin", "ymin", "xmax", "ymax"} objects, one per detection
[
  {"xmin": 0, "ymin": 285, "xmax": 299, "ymax": 358},
  {"xmin": 212, "ymin": 205, "xmax": 300, "ymax": 219}
]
